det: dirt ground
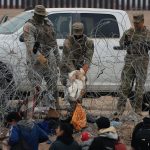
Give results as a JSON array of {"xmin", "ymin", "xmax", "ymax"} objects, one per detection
[{"xmin": 38, "ymin": 97, "xmax": 148, "ymax": 150}]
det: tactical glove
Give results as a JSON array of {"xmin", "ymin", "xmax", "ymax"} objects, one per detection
[
  {"xmin": 82, "ymin": 64, "xmax": 89, "ymax": 74},
  {"xmin": 36, "ymin": 53, "xmax": 48, "ymax": 65}
]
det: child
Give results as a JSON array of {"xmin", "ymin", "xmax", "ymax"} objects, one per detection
[{"xmin": 80, "ymin": 131, "xmax": 93, "ymax": 150}]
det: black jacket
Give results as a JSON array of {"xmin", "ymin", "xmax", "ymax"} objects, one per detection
[
  {"xmin": 88, "ymin": 127, "xmax": 118, "ymax": 150},
  {"xmin": 50, "ymin": 136, "xmax": 81, "ymax": 150},
  {"xmin": 88, "ymin": 136, "xmax": 116, "ymax": 150},
  {"xmin": 131, "ymin": 117, "xmax": 150, "ymax": 150}
]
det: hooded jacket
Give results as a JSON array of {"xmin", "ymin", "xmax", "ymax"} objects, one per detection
[
  {"xmin": 88, "ymin": 126, "xmax": 118, "ymax": 150},
  {"xmin": 8, "ymin": 119, "xmax": 49, "ymax": 150},
  {"xmin": 50, "ymin": 135, "xmax": 81, "ymax": 150}
]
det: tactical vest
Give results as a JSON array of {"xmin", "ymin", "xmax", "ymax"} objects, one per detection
[
  {"xmin": 67, "ymin": 35, "xmax": 87, "ymax": 69},
  {"xmin": 27, "ymin": 18, "xmax": 56, "ymax": 57}
]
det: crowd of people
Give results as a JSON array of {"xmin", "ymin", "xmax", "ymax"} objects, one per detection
[{"xmin": 2, "ymin": 111, "xmax": 150, "ymax": 150}]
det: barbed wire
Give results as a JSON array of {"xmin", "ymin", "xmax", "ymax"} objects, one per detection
[{"xmin": 0, "ymin": 11, "xmax": 150, "ymax": 146}]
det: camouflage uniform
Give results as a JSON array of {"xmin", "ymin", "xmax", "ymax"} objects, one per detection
[
  {"xmin": 117, "ymin": 14, "xmax": 150, "ymax": 115},
  {"xmin": 60, "ymin": 22, "xmax": 94, "ymax": 115},
  {"xmin": 23, "ymin": 5, "xmax": 60, "ymax": 109}
]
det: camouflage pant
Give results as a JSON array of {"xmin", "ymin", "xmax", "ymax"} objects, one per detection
[
  {"xmin": 117, "ymin": 55, "xmax": 149, "ymax": 114},
  {"xmin": 27, "ymin": 53, "xmax": 58, "ymax": 109}
]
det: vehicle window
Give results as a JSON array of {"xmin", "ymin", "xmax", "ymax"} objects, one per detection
[
  {"xmin": 48, "ymin": 13, "xmax": 72, "ymax": 39},
  {"xmin": 0, "ymin": 11, "xmax": 33, "ymax": 34},
  {"xmin": 80, "ymin": 13, "xmax": 120, "ymax": 38}
]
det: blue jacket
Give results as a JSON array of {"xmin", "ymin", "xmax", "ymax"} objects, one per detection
[{"xmin": 8, "ymin": 120, "xmax": 49, "ymax": 150}]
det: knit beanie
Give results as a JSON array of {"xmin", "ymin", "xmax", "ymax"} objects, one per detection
[
  {"xmin": 81, "ymin": 132, "xmax": 90, "ymax": 141},
  {"xmin": 96, "ymin": 117, "xmax": 110, "ymax": 129}
]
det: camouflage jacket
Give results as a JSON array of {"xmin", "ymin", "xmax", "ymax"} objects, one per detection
[
  {"xmin": 120, "ymin": 26, "xmax": 150, "ymax": 56},
  {"xmin": 23, "ymin": 17, "xmax": 60, "ymax": 65},
  {"xmin": 61, "ymin": 35, "xmax": 94, "ymax": 71}
]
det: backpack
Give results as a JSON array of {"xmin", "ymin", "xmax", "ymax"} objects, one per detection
[
  {"xmin": 134, "ymin": 125, "xmax": 150, "ymax": 150},
  {"xmin": 115, "ymin": 141, "xmax": 127, "ymax": 150}
]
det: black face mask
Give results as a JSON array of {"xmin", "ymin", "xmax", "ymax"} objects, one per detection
[
  {"xmin": 74, "ymin": 35, "xmax": 83, "ymax": 40},
  {"xmin": 34, "ymin": 14, "xmax": 45, "ymax": 24}
]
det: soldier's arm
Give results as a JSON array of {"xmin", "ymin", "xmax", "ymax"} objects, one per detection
[
  {"xmin": 51, "ymin": 25, "xmax": 60, "ymax": 66},
  {"xmin": 23, "ymin": 23, "xmax": 47, "ymax": 65},
  {"xmin": 120, "ymin": 28, "xmax": 134, "ymax": 48},
  {"xmin": 146, "ymin": 31, "xmax": 150, "ymax": 50},
  {"xmin": 82, "ymin": 39, "xmax": 94, "ymax": 74},
  {"xmin": 23, "ymin": 22, "xmax": 36, "ymax": 55},
  {"xmin": 61, "ymin": 39, "xmax": 76, "ymax": 70},
  {"xmin": 84, "ymin": 39, "xmax": 94, "ymax": 66},
  {"xmin": 119, "ymin": 31, "xmax": 127, "ymax": 48}
]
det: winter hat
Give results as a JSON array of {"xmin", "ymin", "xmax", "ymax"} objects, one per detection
[
  {"xmin": 81, "ymin": 131, "xmax": 90, "ymax": 141},
  {"xmin": 96, "ymin": 117, "xmax": 110, "ymax": 129}
]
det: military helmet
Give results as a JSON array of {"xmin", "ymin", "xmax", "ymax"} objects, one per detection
[
  {"xmin": 133, "ymin": 13, "xmax": 144, "ymax": 23},
  {"xmin": 34, "ymin": 5, "xmax": 47, "ymax": 16},
  {"xmin": 72, "ymin": 22, "xmax": 84, "ymax": 35}
]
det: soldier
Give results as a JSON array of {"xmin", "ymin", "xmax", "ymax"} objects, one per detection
[
  {"xmin": 116, "ymin": 13, "xmax": 150, "ymax": 116},
  {"xmin": 23, "ymin": 5, "xmax": 60, "ymax": 115},
  {"xmin": 60, "ymin": 22, "xmax": 94, "ymax": 118}
]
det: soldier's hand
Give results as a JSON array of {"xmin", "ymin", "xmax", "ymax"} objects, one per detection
[
  {"xmin": 36, "ymin": 53, "xmax": 48, "ymax": 65},
  {"xmin": 82, "ymin": 64, "xmax": 89, "ymax": 74}
]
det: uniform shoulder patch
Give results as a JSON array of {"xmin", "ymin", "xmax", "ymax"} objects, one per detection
[{"xmin": 23, "ymin": 22, "xmax": 34, "ymax": 33}]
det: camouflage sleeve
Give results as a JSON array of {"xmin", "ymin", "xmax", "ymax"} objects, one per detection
[
  {"xmin": 85, "ymin": 39, "xmax": 94, "ymax": 66},
  {"xmin": 23, "ymin": 22, "xmax": 36, "ymax": 55},
  {"xmin": 120, "ymin": 28, "xmax": 134, "ymax": 48},
  {"xmin": 146, "ymin": 30, "xmax": 150, "ymax": 50},
  {"xmin": 53, "ymin": 46, "xmax": 60, "ymax": 66},
  {"xmin": 50, "ymin": 23, "xmax": 60, "ymax": 66},
  {"xmin": 119, "ymin": 31, "xmax": 126, "ymax": 47},
  {"xmin": 61, "ymin": 39, "xmax": 76, "ymax": 70}
]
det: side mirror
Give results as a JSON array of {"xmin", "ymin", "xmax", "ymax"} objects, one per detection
[
  {"xmin": 0, "ymin": 15, "xmax": 8, "ymax": 24},
  {"xmin": 19, "ymin": 34, "xmax": 24, "ymax": 42}
]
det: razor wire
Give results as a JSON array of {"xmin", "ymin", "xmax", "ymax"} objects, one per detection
[{"xmin": 0, "ymin": 11, "xmax": 149, "ymax": 145}]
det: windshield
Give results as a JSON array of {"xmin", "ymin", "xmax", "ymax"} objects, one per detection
[{"xmin": 0, "ymin": 11, "xmax": 33, "ymax": 34}]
